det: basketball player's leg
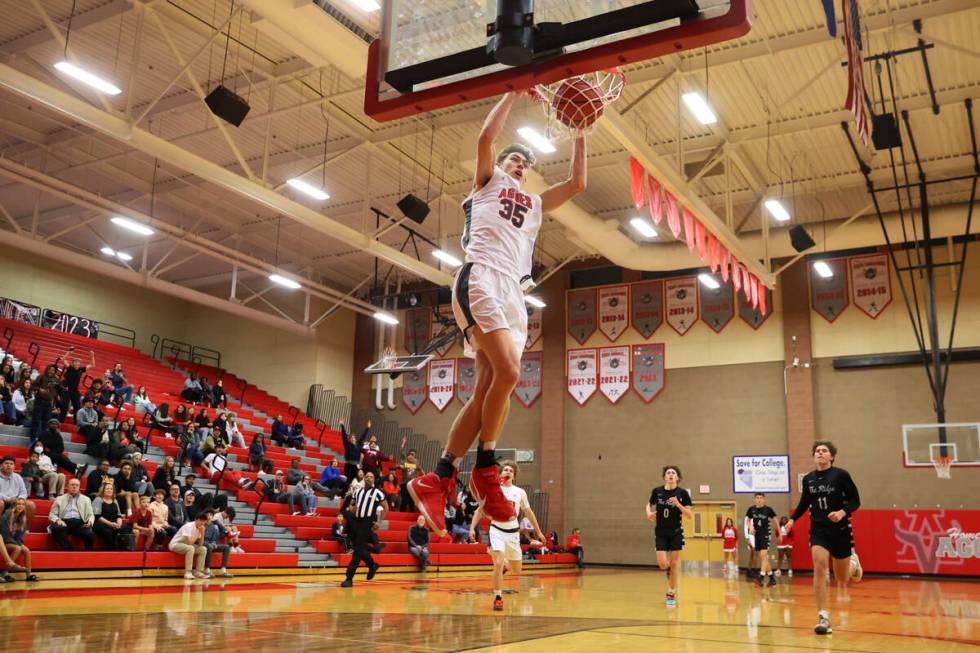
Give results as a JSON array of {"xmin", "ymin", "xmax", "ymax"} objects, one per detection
[
  {"xmin": 444, "ymin": 349, "xmax": 492, "ymax": 457},
  {"xmin": 469, "ymin": 325, "xmax": 521, "ymax": 447}
]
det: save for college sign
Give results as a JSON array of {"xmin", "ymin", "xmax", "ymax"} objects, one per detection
[{"xmin": 732, "ymin": 455, "xmax": 790, "ymax": 493}]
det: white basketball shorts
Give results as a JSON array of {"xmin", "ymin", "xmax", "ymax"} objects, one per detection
[
  {"xmin": 452, "ymin": 262, "xmax": 527, "ymax": 358},
  {"xmin": 488, "ymin": 524, "xmax": 523, "ymax": 561}
]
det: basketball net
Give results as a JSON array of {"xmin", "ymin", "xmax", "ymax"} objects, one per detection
[
  {"xmin": 381, "ymin": 346, "xmax": 396, "ymax": 368},
  {"xmin": 533, "ymin": 68, "xmax": 626, "ymax": 141},
  {"xmin": 933, "ymin": 456, "xmax": 952, "ymax": 479}
]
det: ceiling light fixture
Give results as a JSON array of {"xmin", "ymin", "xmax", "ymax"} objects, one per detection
[
  {"xmin": 629, "ymin": 217, "xmax": 658, "ymax": 239},
  {"xmin": 516, "ymin": 127, "xmax": 556, "ymax": 154},
  {"xmin": 813, "ymin": 260, "xmax": 834, "ymax": 279},
  {"xmin": 110, "ymin": 216, "xmax": 154, "ymax": 236},
  {"xmin": 268, "ymin": 273, "xmax": 302, "ymax": 289},
  {"xmin": 54, "ymin": 61, "xmax": 122, "ymax": 95},
  {"xmin": 433, "ymin": 249, "xmax": 463, "ymax": 268},
  {"xmin": 286, "ymin": 178, "xmax": 330, "ymax": 201},
  {"xmin": 698, "ymin": 273, "xmax": 721, "ymax": 289},
  {"xmin": 681, "ymin": 92, "xmax": 717, "ymax": 125},
  {"xmin": 100, "ymin": 247, "xmax": 116, "ymax": 257},
  {"xmin": 764, "ymin": 199, "xmax": 791, "ymax": 222},
  {"xmin": 115, "ymin": 251, "xmax": 133, "ymax": 262},
  {"xmin": 524, "ymin": 295, "xmax": 546, "ymax": 308},
  {"xmin": 373, "ymin": 311, "xmax": 399, "ymax": 325},
  {"xmin": 352, "ymin": 0, "xmax": 381, "ymax": 10}
]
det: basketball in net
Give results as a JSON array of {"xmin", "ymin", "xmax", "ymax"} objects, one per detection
[{"xmin": 534, "ymin": 69, "xmax": 625, "ymax": 141}]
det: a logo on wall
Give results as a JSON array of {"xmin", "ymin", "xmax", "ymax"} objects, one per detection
[
  {"xmin": 401, "ymin": 369, "xmax": 427, "ymax": 415},
  {"xmin": 567, "ymin": 288, "xmax": 597, "ymax": 345},
  {"xmin": 456, "ymin": 358, "xmax": 475, "ymax": 405},
  {"xmin": 631, "ymin": 343, "xmax": 665, "ymax": 403},
  {"xmin": 513, "ymin": 351, "xmax": 542, "ymax": 407},
  {"xmin": 894, "ymin": 510, "xmax": 969, "ymax": 574},
  {"xmin": 630, "ymin": 280, "xmax": 663, "ymax": 338},
  {"xmin": 849, "ymin": 253, "xmax": 892, "ymax": 319}
]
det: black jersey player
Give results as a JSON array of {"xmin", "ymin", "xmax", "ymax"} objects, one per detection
[
  {"xmin": 646, "ymin": 465, "xmax": 693, "ymax": 607},
  {"xmin": 745, "ymin": 492, "xmax": 777, "ymax": 587},
  {"xmin": 785, "ymin": 440, "xmax": 861, "ymax": 635}
]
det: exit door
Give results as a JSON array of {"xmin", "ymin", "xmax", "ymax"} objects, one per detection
[{"xmin": 681, "ymin": 501, "xmax": 736, "ymax": 563}]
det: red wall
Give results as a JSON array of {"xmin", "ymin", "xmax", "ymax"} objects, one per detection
[{"xmin": 790, "ymin": 509, "xmax": 980, "ymax": 576}]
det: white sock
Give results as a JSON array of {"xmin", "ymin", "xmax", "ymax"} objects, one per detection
[
  {"xmin": 494, "ymin": 588, "xmax": 502, "ymax": 597},
  {"xmin": 221, "ymin": 567, "xmax": 227, "ymax": 573},
  {"xmin": 818, "ymin": 609, "xmax": 829, "ymax": 619}
]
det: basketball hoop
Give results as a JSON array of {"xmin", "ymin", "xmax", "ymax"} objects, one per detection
[
  {"xmin": 533, "ymin": 69, "xmax": 626, "ymax": 142},
  {"xmin": 933, "ymin": 456, "xmax": 953, "ymax": 479}
]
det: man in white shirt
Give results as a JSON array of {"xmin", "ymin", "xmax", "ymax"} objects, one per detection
[{"xmin": 169, "ymin": 512, "xmax": 208, "ymax": 579}]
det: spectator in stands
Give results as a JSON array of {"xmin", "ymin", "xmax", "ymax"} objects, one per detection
[
  {"xmin": 39, "ymin": 419, "xmax": 85, "ymax": 478},
  {"xmin": 1, "ymin": 497, "xmax": 37, "ymax": 582},
  {"xmin": 203, "ymin": 509, "xmax": 233, "ymax": 578},
  {"xmin": 164, "ymin": 483, "xmax": 188, "ymax": 536},
  {"xmin": 48, "ymin": 478, "xmax": 95, "ymax": 551},
  {"xmin": 19, "ymin": 450, "xmax": 43, "ymax": 499},
  {"xmin": 22, "ymin": 447, "xmax": 65, "ymax": 498},
  {"xmin": 319, "ymin": 459, "xmax": 346, "ymax": 497},
  {"xmin": 289, "ymin": 474, "xmax": 318, "ymax": 516},
  {"xmin": 182, "ymin": 489, "xmax": 200, "ymax": 523},
  {"xmin": 31, "ymin": 388, "xmax": 56, "ymax": 439},
  {"xmin": 286, "ymin": 458, "xmax": 304, "ymax": 487},
  {"xmin": 60, "ymin": 348, "xmax": 95, "ymax": 416},
  {"xmin": 286, "ymin": 422, "xmax": 305, "ymax": 449},
  {"xmin": 360, "ymin": 437, "xmax": 385, "ymax": 480},
  {"xmin": 346, "ymin": 468, "xmax": 365, "ymax": 498},
  {"xmin": 169, "ymin": 512, "xmax": 208, "ymax": 579},
  {"xmin": 134, "ymin": 385, "xmax": 156, "ymax": 415},
  {"xmin": 0, "ymin": 376, "xmax": 15, "ymax": 424},
  {"xmin": 83, "ymin": 378, "xmax": 105, "ymax": 407},
  {"xmin": 211, "ymin": 379, "xmax": 228, "ymax": 409},
  {"xmin": 83, "ymin": 414, "xmax": 111, "ymax": 460},
  {"xmin": 226, "ymin": 416, "xmax": 246, "ymax": 449},
  {"xmin": 147, "ymin": 488, "xmax": 171, "ymax": 549},
  {"xmin": 330, "ymin": 513, "xmax": 350, "ymax": 553},
  {"xmin": 199, "ymin": 377, "xmax": 214, "ymax": 407},
  {"xmin": 179, "ymin": 474, "xmax": 223, "ymax": 513},
  {"xmin": 173, "ymin": 403, "xmax": 191, "ymax": 432},
  {"xmin": 92, "ymin": 480, "xmax": 134, "ymax": 550},
  {"xmin": 130, "ymin": 495, "xmax": 156, "ymax": 550},
  {"xmin": 248, "ymin": 434, "xmax": 265, "ymax": 471},
  {"xmin": 153, "ymin": 456, "xmax": 178, "ymax": 492},
  {"xmin": 0, "ymin": 359, "xmax": 13, "ymax": 385},
  {"xmin": 270, "ymin": 415, "xmax": 290, "ymax": 447},
  {"xmin": 109, "ymin": 421, "xmax": 137, "ymax": 464},
  {"xmin": 263, "ymin": 470, "xmax": 289, "ymax": 505},
  {"xmin": 76, "ymin": 396, "xmax": 100, "ymax": 443},
  {"xmin": 180, "ymin": 374, "xmax": 204, "ymax": 405},
  {"xmin": 150, "ymin": 402, "xmax": 175, "ymax": 437},
  {"xmin": 566, "ymin": 528, "xmax": 584, "ymax": 567},
  {"xmin": 17, "ymin": 365, "xmax": 33, "ymax": 387},
  {"xmin": 0, "ymin": 456, "xmax": 35, "ymax": 523},
  {"xmin": 129, "ymin": 452, "xmax": 152, "ymax": 497},
  {"xmin": 114, "ymin": 460, "xmax": 140, "ymax": 515},
  {"xmin": 108, "ymin": 363, "xmax": 134, "ymax": 406},
  {"xmin": 202, "ymin": 444, "xmax": 250, "ymax": 491},
  {"xmin": 125, "ymin": 416, "xmax": 148, "ymax": 454},
  {"xmin": 383, "ymin": 471, "xmax": 400, "ymax": 512},
  {"xmin": 213, "ymin": 506, "xmax": 242, "ymax": 553},
  {"xmin": 192, "ymin": 408, "xmax": 210, "ymax": 444},
  {"xmin": 212, "ymin": 412, "xmax": 228, "ymax": 436},
  {"xmin": 86, "ymin": 459, "xmax": 112, "ymax": 497},
  {"xmin": 408, "ymin": 515, "xmax": 431, "ymax": 571},
  {"xmin": 339, "ymin": 419, "xmax": 370, "ymax": 485},
  {"xmin": 11, "ymin": 378, "xmax": 31, "ymax": 426}
]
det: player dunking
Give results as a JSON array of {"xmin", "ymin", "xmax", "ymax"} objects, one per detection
[
  {"xmin": 785, "ymin": 440, "xmax": 861, "ymax": 635},
  {"xmin": 646, "ymin": 466, "xmax": 693, "ymax": 607},
  {"xmin": 408, "ymin": 90, "xmax": 588, "ymax": 535}
]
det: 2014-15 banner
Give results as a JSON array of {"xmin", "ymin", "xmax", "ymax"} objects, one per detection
[
  {"xmin": 665, "ymin": 277, "xmax": 698, "ymax": 335},
  {"xmin": 598, "ymin": 285, "xmax": 629, "ymax": 341},
  {"xmin": 630, "ymin": 280, "xmax": 663, "ymax": 338},
  {"xmin": 598, "ymin": 346, "xmax": 630, "ymax": 403},
  {"xmin": 631, "ymin": 343, "xmax": 665, "ymax": 402},
  {"xmin": 401, "ymin": 368, "xmax": 427, "ymax": 414},
  {"xmin": 567, "ymin": 288, "xmax": 597, "ymax": 345},
  {"xmin": 427, "ymin": 359, "xmax": 455, "ymax": 412},
  {"xmin": 566, "ymin": 348, "xmax": 598, "ymax": 406},
  {"xmin": 849, "ymin": 253, "xmax": 892, "ymax": 318},
  {"xmin": 514, "ymin": 351, "xmax": 543, "ymax": 407},
  {"xmin": 456, "ymin": 358, "xmax": 475, "ymax": 405}
]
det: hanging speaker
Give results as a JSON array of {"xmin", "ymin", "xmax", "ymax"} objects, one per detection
[
  {"xmin": 871, "ymin": 112, "xmax": 902, "ymax": 150},
  {"xmin": 397, "ymin": 193, "xmax": 430, "ymax": 224},
  {"xmin": 204, "ymin": 85, "xmax": 251, "ymax": 127},
  {"xmin": 789, "ymin": 225, "xmax": 816, "ymax": 253}
]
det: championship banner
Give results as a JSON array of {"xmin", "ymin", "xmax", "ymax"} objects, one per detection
[
  {"xmin": 525, "ymin": 304, "xmax": 543, "ymax": 349},
  {"xmin": 630, "ymin": 280, "xmax": 663, "ymax": 338},
  {"xmin": 514, "ymin": 351, "xmax": 543, "ymax": 407},
  {"xmin": 566, "ymin": 348, "xmax": 598, "ymax": 406},
  {"xmin": 567, "ymin": 288, "xmax": 597, "ymax": 345},
  {"xmin": 597, "ymin": 285, "xmax": 629, "ymax": 341},
  {"xmin": 698, "ymin": 275, "xmax": 734, "ymax": 333},
  {"xmin": 427, "ymin": 358, "xmax": 455, "ymax": 412},
  {"xmin": 598, "ymin": 346, "xmax": 630, "ymax": 404},
  {"xmin": 404, "ymin": 308, "xmax": 430, "ymax": 354},
  {"xmin": 632, "ymin": 343, "xmax": 665, "ymax": 403},
  {"xmin": 849, "ymin": 253, "xmax": 892, "ymax": 318},
  {"xmin": 456, "ymin": 358, "xmax": 475, "ymax": 405},
  {"xmin": 810, "ymin": 258, "xmax": 849, "ymax": 322},
  {"xmin": 738, "ymin": 286, "xmax": 773, "ymax": 329},
  {"xmin": 433, "ymin": 306, "xmax": 457, "ymax": 357},
  {"xmin": 665, "ymin": 276, "xmax": 698, "ymax": 335},
  {"xmin": 401, "ymin": 368, "xmax": 427, "ymax": 414}
]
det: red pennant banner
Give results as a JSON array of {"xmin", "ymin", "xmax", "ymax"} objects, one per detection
[
  {"xmin": 567, "ymin": 348, "xmax": 598, "ymax": 406},
  {"xmin": 758, "ymin": 279, "xmax": 768, "ymax": 315},
  {"xmin": 598, "ymin": 284, "xmax": 629, "ymax": 341},
  {"xmin": 683, "ymin": 208, "xmax": 696, "ymax": 251},
  {"xmin": 665, "ymin": 276, "xmax": 699, "ymax": 335},
  {"xmin": 665, "ymin": 191, "xmax": 682, "ymax": 238},
  {"xmin": 742, "ymin": 267, "xmax": 751, "ymax": 301},
  {"xmin": 648, "ymin": 175, "xmax": 663, "ymax": 225},
  {"xmin": 849, "ymin": 253, "xmax": 892, "ymax": 318},
  {"xmin": 694, "ymin": 219, "xmax": 707, "ymax": 261},
  {"xmin": 750, "ymin": 274, "xmax": 759, "ymax": 309},
  {"xmin": 630, "ymin": 157, "xmax": 646, "ymax": 209},
  {"xmin": 719, "ymin": 244, "xmax": 729, "ymax": 281},
  {"xmin": 455, "ymin": 358, "xmax": 475, "ymax": 404},
  {"xmin": 599, "ymin": 345, "xmax": 631, "ymax": 404},
  {"xmin": 731, "ymin": 257, "xmax": 741, "ymax": 293},
  {"xmin": 707, "ymin": 233, "xmax": 719, "ymax": 272},
  {"xmin": 514, "ymin": 351, "xmax": 543, "ymax": 407},
  {"xmin": 427, "ymin": 358, "xmax": 455, "ymax": 412}
]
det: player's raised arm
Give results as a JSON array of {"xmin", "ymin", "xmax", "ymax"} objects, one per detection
[
  {"xmin": 541, "ymin": 136, "xmax": 587, "ymax": 212},
  {"xmin": 475, "ymin": 92, "xmax": 520, "ymax": 190}
]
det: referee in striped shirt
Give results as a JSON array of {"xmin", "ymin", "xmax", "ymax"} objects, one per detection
[{"xmin": 340, "ymin": 472, "xmax": 388, "ymax": 587}]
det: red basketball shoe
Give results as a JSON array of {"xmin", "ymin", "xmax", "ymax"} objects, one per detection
[
  {"xmin": 407, "ymin": 472, "xmax": 448, "ymax": 538},
  {"xmin": 469, "ymin": 465, "xmax": 515, "ymax": 522}
]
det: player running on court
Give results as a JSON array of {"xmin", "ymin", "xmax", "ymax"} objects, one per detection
[
  {"xmin": 745, "ymin": 492, "xmax": 778, "ymax": 587},
  {"xmin": 785, "ymin": 440, "xmax": 861, "ymax": 635},
  {"xmin": 646, "ymin": 465, "xmax": 693, "ymax": 607},
  {"xmin": 469, "ymin": 459, "xmax": 546, "ymax": 611},
  {"xmin": 408, "ymin": 90, "xmax": 588, "ymax": 536}
]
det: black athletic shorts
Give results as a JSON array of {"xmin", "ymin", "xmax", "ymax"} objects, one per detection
[
  {"xmin": 753, "ymin": 531, "xmax": 771, "ymax": 551},
  {"xmin": 655, "ymin": 528, "xmax": 685, "ymax": 552},
  {"xmin": 809, "ymin": 522, "xmax": 853, "ymax": 560}
]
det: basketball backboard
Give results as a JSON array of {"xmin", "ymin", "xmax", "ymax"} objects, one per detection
[
  {"xmin": 365, "ymin": 0, "xmax": 751, "ymax": 121},
  {"xmin": 902, "ymin": 423, "xmax": 980, "ymax": 468},
  {"xmin": 364, "ymin": 353, "xmax": 433, "ymax": 375}
]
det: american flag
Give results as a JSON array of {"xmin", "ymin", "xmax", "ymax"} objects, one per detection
[{"xmin": 842, "ymin": 0, "xmax": 869, "ymax": 146}]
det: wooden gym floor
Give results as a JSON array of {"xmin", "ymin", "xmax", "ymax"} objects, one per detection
[{"xmin": 0, "ymin": 567, "xmax": 976, "ymax": 651}]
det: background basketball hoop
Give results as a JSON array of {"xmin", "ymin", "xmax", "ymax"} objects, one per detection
[
  {"xmin": 933, "ymin": 456, "xmax": 953, "ymax": 479},
  {"xmin": 533, "ymin": 69, "xmax": 625, "ymax": 142}
]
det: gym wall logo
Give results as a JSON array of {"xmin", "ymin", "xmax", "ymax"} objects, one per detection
[{"xmin": 893, "ymin": 510, "xmax": 975, "ymax": 573}]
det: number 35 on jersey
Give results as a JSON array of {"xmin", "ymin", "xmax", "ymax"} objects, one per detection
[{"xmin": 498, "ymin": 187, "xmax": 534, "ymax": 228}]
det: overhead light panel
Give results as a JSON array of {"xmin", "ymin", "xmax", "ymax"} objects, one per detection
[
  {"xmin": 813, "ymin": 260, "xmax": 834, "ymax": 279},
  {"xmin": 629, "ymin": 217, "xmax": 658, "ymax": 239},
  {"xmin": 110, "ymin": 216, "xmax": 154, "ymax": 236},
  {"xmin": 516, "ymin": 127, "xmax": 556, "ymax": 154},
  {"xmin": 115, "ymin": 251, "xmax": 133, "ymax": 262},
  {"xmin": 268, "ymin": 273, "xmax": 301, "ymax": 289},
  {"xmin": 54, "ymin": 61, "xmax": 122, "ymax": 95},
  {"xmin": 373, "ymin": 311, "xmax": 399, "ymax": 325},
  {"xmin": 286, "ymin": 178, "xmax": 330, "ymax": 201},
  {"xmin": 698, "ymin": 273, "xmax": 721, "ymax": 289},
  {"xmin": 681, "ymin": 92, "xmax": 717, "ymax": 125},
  {"xmin": 524, "ymin": 295, "xmax": 546, "ymax": 308},
  {"xmin": 352, "ymin": 0, "xmax": 381, "ymax": 10},
  {"xmin": 100, "ymin": 247, "xmax": 116, "ymax": 257},
  {"xmin": 765, "ymin": 199, "xmax": 791, "ymax": 222},
  {"xmin": 433, "ymin": 249, "xmax": 463, "ymax": 268}
]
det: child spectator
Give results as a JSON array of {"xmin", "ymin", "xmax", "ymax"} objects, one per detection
[
  {"xmin": 147, "ymin": 489, "xmax": 170, "ymax": 550},
  {"xmin": 776, "ymin": 515, "xmax": 793, "ymax": 578},
  {"xmin": 114, "ymin": 461, "xmax": 140, "ymax": 515},
  {"xmin": 203, "ymin": 509, "xmax": 233, "ymax": 578},
  {"xmin": 130, "ymin": 495, "xmax": 156, "ymax": 550},
  {"xmin": 22, "ymin": 447, "xmax": 65, "ymax": 498},
  {"xmin": 330, "ymin": 513, "xmax": 350, "ymax": 553},
  {"xmin": 723, "ymin": 517, "xmax": 738, "ymax": 577},
  {"xmin": 214, "ymin": 506, "xmax": 243, "ymax": 553},
  {"xmin": 134, "ymin": 385, "xmax": 156, "ymax": 415},
  {"xmin": 566, "ymin": 528, "xmax": 584, "ymax": 568},
  {"xmin": 248, "ymin": 434, "xmax": 266, "ymax": 471},
  {"xmin": 1, "ymin": 497, "xmax": 37, "ymax": 582}
]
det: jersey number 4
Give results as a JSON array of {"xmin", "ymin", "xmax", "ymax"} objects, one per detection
[{"xmin": 499, "ymin": 198, "xmax": 527, "ymax": 228}]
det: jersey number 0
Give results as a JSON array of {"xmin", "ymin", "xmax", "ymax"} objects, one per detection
[{"xmin": 499, "ymin": 198, "xmax": 527, "ymax": 228}]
